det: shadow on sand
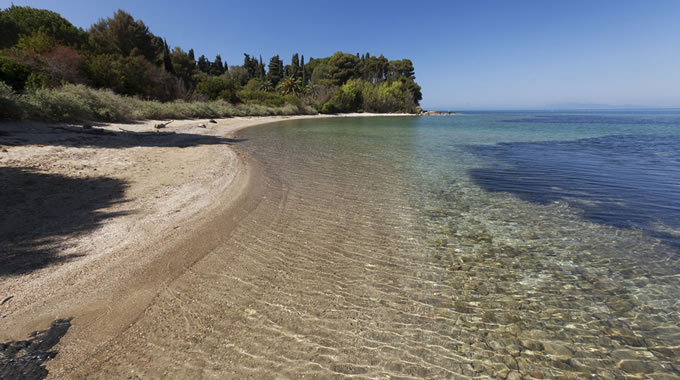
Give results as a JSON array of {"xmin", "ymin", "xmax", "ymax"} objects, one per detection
[
  {"xmin": 0, "ymin": 123, "xmax": 248, "ymax": 277},
  {"xmin": 0, "ymin": 122, "xmax": 247, "ymax": 149},
  {"xmin": 0, "ymin": 167, "xmax": 129, "ymax": 277}
]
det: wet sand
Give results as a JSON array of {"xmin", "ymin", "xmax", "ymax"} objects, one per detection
[{"xmin": 0, "ymin": 114, "xmax": 412, "ymax": 378}]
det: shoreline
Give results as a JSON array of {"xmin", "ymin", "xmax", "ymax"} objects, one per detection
[{"xmin": 0, "ymin": 113, "xmax": 408, "ymax": 378}]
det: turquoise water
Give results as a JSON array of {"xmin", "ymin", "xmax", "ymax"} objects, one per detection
[
  {"xmin": 238, "ymin": 112, "xmax": 680, "ymax": 377},
  {"xmin": 86, "ymin": 112, "xmax": 680, "ymax": 378}
]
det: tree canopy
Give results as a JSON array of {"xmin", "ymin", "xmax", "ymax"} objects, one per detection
[{"xmin": 0, "ymin": 5, "xmax": 423, "ymax": 113}]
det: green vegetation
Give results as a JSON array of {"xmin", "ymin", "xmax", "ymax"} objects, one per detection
[{"xmin": 0, "ymin": 6, "xmax": 422, "ymax": 122}]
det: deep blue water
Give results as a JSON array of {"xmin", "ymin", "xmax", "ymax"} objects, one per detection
[
  {"xmin": 459, "ymin": 111, "xmax": 680, "ymax": 238},
  {"xmin": 435, "ymin": 111, "xmax": 680, "ymax": 248},
  {"xmin": 468, "ymin": 134, "xmax": 680, "ymax": 241}
]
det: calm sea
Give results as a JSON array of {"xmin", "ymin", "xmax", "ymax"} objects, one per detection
[
  {"xmin": 238, "ymin": 111, "xmax": 680, "ymax": 377},
  {"xmin": 86, "ymin": 111, "xmax": 680, "ymax": 378}
]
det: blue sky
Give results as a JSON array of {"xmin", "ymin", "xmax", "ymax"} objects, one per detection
[{"xmin": 3, "ymin": 0, "xmax": 680, "ymax": 109}]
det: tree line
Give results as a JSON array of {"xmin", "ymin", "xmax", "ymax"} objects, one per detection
[{"xmin": 0, "ymin": 6, "xmax": 422, "ymax": 114}]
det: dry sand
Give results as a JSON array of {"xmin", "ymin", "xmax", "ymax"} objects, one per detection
[{"xmin": 0, "ymin": 113, "xmax": 413, "ymax": 378}]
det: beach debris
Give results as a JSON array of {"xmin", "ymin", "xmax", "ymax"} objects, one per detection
[
  {"xmin": 154, "ymin": 120, "xmax": 173, "ymax": 130},
  {"xmin": 209, "ymin": 119, "xmax": 217, "ymax": 123},
  {"xmin": 0, "ymin": 296, "xmax": 13, "ymax": 305},
  {"xmin": 82, "ymin": 123, "xmax": 93, "ymax": 130},
  {"xmin": 197, "ymin": 124, "xmax": 207, "ymax": 128}
]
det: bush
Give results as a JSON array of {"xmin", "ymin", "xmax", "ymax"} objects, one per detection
[
  {"xmin": 237, "ymin": 88, "xmax": 285, "ymax": 106},
  {"xmin": 320, "ymin": 79, "xmax": 365, "ymax": 113},
  {"xmin": 0, "ymin": 55, "xmax": 31, "ymax": 91},
  {"xmin": 0, "ymin": 80, "xmax": 23, "ymax": 119},
  {"xmin": 0, "ymin": 83, "xmax": 316, "ymax": 122},
  {"xmin": 195, "ymin": 75, "xmax": 239, "ymax": 102}
]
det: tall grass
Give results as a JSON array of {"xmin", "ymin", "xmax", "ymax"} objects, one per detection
[{"xmin": 0, "ymin": 82, "xmax": 316, "ymax": 122}]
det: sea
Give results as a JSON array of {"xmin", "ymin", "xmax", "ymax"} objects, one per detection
[{"xmin": 87, "ymin": 111, "xmax": 680, "ymax": 378}]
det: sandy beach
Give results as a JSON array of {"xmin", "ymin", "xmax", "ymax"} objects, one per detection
[
  {"xmin": 0, "ymin": 115, "xmax": 315, "ymax": 377},
  {"xmin": 0, "ymin": 113, "xmax": 414, "ymax": 378}
]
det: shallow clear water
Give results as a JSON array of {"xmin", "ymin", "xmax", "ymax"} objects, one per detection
[{"xmin": 82, "ymin": 112, "xmax": 680, "ymax": 379}]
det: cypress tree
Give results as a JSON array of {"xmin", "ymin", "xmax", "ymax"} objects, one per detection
[
  {"xmin": 300, "ymin": 55, "xmax": 305, "ymax": 82},
  {"xmin": 211, "ymin": 54, "xmax": 225, "ymax": 75},
  {"xmin": 197, "ymin": 55, "xmax": 209, "ymax": 73},
  {"xmin": 258, "ymin": 55, "xmax": 265, "ymax": 78},
  {"xmin": 267, "ymin": 55, "xmax": 282, "ymax": 86},
  {"xmin": 291, "ymin": 53, "xmax": 299, "ymax": 79},
  {"xmin": 162, "ymin": 39, "xmax": 174, "ymax": 73}
]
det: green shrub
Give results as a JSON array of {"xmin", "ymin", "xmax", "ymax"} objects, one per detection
[
  {"xmin": 195, "ymin": 75, "xmax": 239, "ymax": 102},
  {"xmin": 0, "ymin": 83, "xmax": 316, "ymax": 122},
  {"xmin": 321, "ymin": 79, "xmax": 365, "ymax": 113},
  {"xmin": 237, "ymin": 88, "xmax": 285, "ymax": 106},
  {"xmin": 0, "ymin": 55, "xmax": 31, "ymax": 91},
  {"xmin": 0, "ymin": 80, "xmax": 23, "ymax": 119}
]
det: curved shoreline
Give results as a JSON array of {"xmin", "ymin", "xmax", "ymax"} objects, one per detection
[{"xmin": 1, "ymin": 114, "xmax": 395, "ymax": 378}]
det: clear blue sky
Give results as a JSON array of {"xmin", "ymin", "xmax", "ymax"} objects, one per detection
[{"xmin": 3, "ymin": 0, "xmax": 680, "ymax": 109}]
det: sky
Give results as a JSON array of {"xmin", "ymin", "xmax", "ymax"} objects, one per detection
[{"xmin": 3, "ymin": 0, "xmax": 680, "ymax": 110}]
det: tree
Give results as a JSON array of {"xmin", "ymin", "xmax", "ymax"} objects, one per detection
[
  {"xmin": 267, "ymin": 55, "xmax": 283, "ymax": 87},
  {"xmin": 197, "ymin": 55, "xmax": 209, "ymax": 73},
  {"xmin": 0, "ymin": 5, "xmax": 86, "ymax": 49},
  {"xmin": 362, "ymin": 54, "xmax": 388, "ymax": 83},
  {"xmin": 227, "ymin": 65, "xmax": 249, "ymax": 86},
  {"xmin": 291, "ymin": 53, "xmax": 300, "ymax": 79},
  {"xmin": 258, "ymin": 55, "xmax": 265, "ymax": 78},
  {"xmin": 243, "ymin": 53, "xmax": 259, "ymax": 79},
  {"xmin": 0, "ymin": 55, "xmax": 31, "ymax": 90},
  {"xmin": 43, "ymin": 45, "xmax": 85, "ymax": 85},
  {"xmin": 326, "ymin": 51, "xmax": 359, "ymax": 85},
  {"xmin": 162, "ymin": 39, "xmax": 174, "ymax": 74},
  {"xmin": 88, "ymin": 9, "xmax": 161, "ymax": 62},
  {"xmin": 170, "ymin": 47, "xmax": 198, "ymax": 88},
  {"xmin": 195, "ymin": 75, "xmax": 238, "ymax": 102},
  {"xmin": 300, "ymin": 55, "xmax": 306, "ymax": 82},
  {"xmin": 209, "ymin": 55, "xmax": 225, "ymax": 76},
  {"xmin": 15, "ymin": 30, "xmax": 54, "ymax": 54},
  {"xmin": 387, "ymin": 59, "xmax": 415, "ymax": 80},
  {"xmin": 278, "ymin": 76, "xmax": 300, "ymax": 95}
]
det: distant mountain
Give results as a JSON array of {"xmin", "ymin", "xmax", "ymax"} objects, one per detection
[{"xmin": 546, "ymin": 103, "xmax": 648, "ymax": 110}]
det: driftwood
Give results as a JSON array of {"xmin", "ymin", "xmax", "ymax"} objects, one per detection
[
  {"xmin": 1, "ymin": 295, "xmax": 13, "ymax": 305},
  {"xmin": 209, "ymin": 119, "xmax": 217, "ymax": 123},
  {"xmin": 118, "ymin": 128, "xmax": 174, "ymax": 136},
  {"xmin": 197, "ymin": 124, "xmax": 207, "ymax": 128},
  {"xmin": 154, "ymin": 120, "xmax": 173, "ymax": 130}
]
